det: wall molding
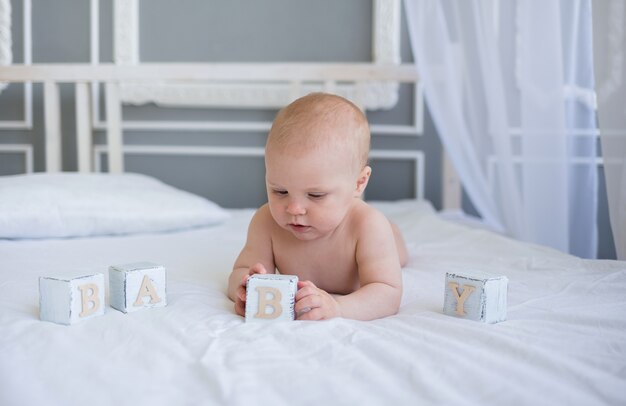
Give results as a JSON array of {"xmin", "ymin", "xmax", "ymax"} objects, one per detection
[
  {"xmin": 0, "ymin": 144, "xmax": 34, "ymax": 173},
  {"xmin": 94, "ymin": 144, "xmax": 425, "ymax": 199},
  {"xmin": 113, "ymin": 0, "xmax": 402, "ymax": 110},
  {"xmin": 0, "ymin": 0, "xmax": 32, "ymax": 129},
  {"xmin": 92, "ymin": 82, "xmax": 424, "ymax": 136}
]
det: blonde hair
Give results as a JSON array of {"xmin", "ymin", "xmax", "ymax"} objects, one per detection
[{"xmin": 266, "ymin": 93, "xmax": 370, "ymax": 171}]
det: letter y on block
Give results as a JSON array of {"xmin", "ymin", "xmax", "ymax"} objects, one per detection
[
  {"xmin": 448, "ymin": 282, "xmax": 475, "ymax": 316},
  {"xmin": 443, "ymin": 271, "xmax": 508, "ymax": 323}
]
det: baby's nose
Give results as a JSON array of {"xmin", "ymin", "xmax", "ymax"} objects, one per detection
[{"xmin": 286, "ymin": 200, "xmax": 306, "ymax": 215}]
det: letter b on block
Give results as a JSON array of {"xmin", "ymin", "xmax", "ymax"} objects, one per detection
[
  {"xmin": 39, "ymin": 273, "xmax": 105, "ymax": 325},
  {"xmin": 109, "ymin": 262, "xmax": 167, "ymax": 313},
  {"xmin": 245, "ymin": 274, "xmax": 298, "ymax": 322},
  {"xmin": 255, "ymin": 286, "xmax": 283, "ymax": 319}
]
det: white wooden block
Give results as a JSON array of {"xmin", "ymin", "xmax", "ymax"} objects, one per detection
[
  {"xmin": 245, "ymin": 274, "xmax": 298, "ymax": 322},
  {"xmin": 109, "ymin": 262, "xmax": 167, "ymax": 313},
  {"xmin": 443, "ymin": 271, "xmax": 508, "ymax": 324},
  {"xmin": 39, "ymin": 273, "xmax": 105, "ymax": 325}
]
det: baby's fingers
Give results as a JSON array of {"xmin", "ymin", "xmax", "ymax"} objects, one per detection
[
  {"xmin": 297, "ymin": 307, "xmax": 324, "ymax": 321},
  {"xmin": 297, "ymin": 280, "xmax": 316, "ymax": 289},
  {"xmin": 249, "ymin": 263, "xmax": 268, "ymax": 275},
  {"xmin": 240, "ymin": 263, "xmax": 267, "ymax": 286},
  {"xmin": 296, "ymin": 280, "xmax": 318, "ymax": 301},
  {"xmin": 295, "ymin": 294, "xmax": 321, "ymax": 314},
  {"xmin": 237, "ymin": 285, "xmax": 247, "ymax": 302},
  {"xmin": 234, "ymin": 298, "xmax": 245, "ymax": 316}
]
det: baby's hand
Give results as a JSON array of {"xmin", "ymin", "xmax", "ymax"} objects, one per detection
[
  {"xmin": 295, "ymin": 281, "xmax": 341, "ymax": 320},
  {"xmin": 234, "ymin": 263, "xmax": 268, "ymax": 316}
]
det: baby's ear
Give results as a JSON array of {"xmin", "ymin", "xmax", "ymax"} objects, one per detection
[{"xmin": 355, "ymin": 166, "xmax": 372, "ymax": 196}]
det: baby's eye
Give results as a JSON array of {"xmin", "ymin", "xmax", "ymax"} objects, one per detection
[
  {"xmin": 273, "ymin": 189, "xmax": 288, "ymax": 196},
  {"xmin": 307, "ymin": 193, "xmax": 326, "ymax": 200}
]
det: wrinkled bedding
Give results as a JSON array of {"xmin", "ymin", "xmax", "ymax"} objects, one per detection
[{"xmin": 1, "ymin": 200, "xmax": 624, "ymax": 406}]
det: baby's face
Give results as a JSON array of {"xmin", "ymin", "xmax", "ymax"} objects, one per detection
[{"xmin": 265, "ymin": 144, "xmax": 360, "ymax": 241}]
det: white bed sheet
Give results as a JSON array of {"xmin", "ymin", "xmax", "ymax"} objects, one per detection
[{"xmin": 1, "ymin": 200, "xmax": 625, "ymax": 406}]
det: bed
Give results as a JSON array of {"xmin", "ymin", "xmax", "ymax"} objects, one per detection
[
  {"xmin": 0, "ymin": 172, "xmax": 624, "ymax": 406},
  {"xmin": 1, "ymin": 62, "xmax": 625, "ymax": 406}
]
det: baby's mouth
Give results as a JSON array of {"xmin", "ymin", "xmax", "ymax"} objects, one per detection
[{"xmin": 288, "ymin": 223, "xmax": 312, "ymax": 233}]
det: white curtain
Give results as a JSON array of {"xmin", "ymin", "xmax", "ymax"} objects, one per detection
[
  {"xmin": 0, "ymin": 0, "xmax": 12, "ymax": 94},
  {"xmin": 593, "ymin": 1, "xmax": 626, "ymax": 260},
  {"xmin": 403, "ymin": 0, "xmax": 599, "ymax": 258}
]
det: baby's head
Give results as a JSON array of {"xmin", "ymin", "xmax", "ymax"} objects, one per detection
[
  {"xmin": 264, "ymin": 93, "xmax": 372, "ymax": 240},
  {"xmin": 265, "ymin": 93, "xmax": 370, "ymax": 176}
]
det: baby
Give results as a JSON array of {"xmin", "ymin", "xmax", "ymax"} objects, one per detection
[{"xmin": 227, "ymin": 92, "xmax": 408, "ymax": 321}]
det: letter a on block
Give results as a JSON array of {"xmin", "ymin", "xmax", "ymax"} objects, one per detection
[
  {"xmin": 448, "ymin": 282, "xmax": 476, "ymax": 316},
  {"xmin": 255, "ymin": 286, "xmax": 283, "ymax": 319},
  {"xmin": 134, "ymin": 275, "xmax": 162, "ymax": 307},
  {"xmin": 78, "ymin": 283, "xmax": 101, "ymax": 317}
]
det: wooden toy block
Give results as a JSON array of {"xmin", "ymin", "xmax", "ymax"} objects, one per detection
[
  {"xmin": 443, "ymin": 271, "xmax": 508, "ymax": 324},
  {"xmin": 245, "ymin": 274, "xmax": 298, "ymax": 322},
  {"xmin": 109, "ymin": 262, "xmax": 167, "ymax": 313},
  {"xmin": 39, "ymin": 273, "xmax": 105, "ymax": 325}
]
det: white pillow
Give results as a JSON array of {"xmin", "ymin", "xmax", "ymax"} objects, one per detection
[{"xmin": 0, "ymin": 173, "xmax": 230, "ymax": 239}]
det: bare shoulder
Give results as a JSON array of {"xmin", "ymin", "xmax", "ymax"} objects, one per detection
[
  {"xmin": 243, "ymin": 204, "xmax": 276, "ymax": 249},
  {"xmin": 350, "ymin": 200, "xmax": 393, "ymax": 236},
  {"xmin": 234, "ymin": 203, "xmax": 276, "ymax": 272},
  {"xmin": 351, "ymin": 201, "xmax": 398, "ymax": 262},
  {"xmin": 351, "ymin": 200, "xmax": 402, "ymax": 290},
  {"xmin": 249, "ymin": 203, "xmax": 275, "ymax": 231}
]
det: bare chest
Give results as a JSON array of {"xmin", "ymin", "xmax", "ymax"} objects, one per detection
[{"xmin": 272, "ymin": 234, "xmax": 360, "ymax": 294}]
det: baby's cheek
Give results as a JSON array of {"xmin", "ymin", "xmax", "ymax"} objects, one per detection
[{"xmin": 320, "ymin": 212, "xmax": 345, "ymax": 230}]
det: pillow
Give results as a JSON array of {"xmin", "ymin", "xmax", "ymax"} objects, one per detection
[{"xmin": 0, "ymin": 172, "xmax": 230, "ymax": 239}]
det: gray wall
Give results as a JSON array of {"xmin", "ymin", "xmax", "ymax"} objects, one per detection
[
  {"xmin": 1, "ymin": 0, "xmax": 440, "ymax": 207},
  {"xmin": 0, "ymin": 0, "xmax": 616, "ymax": 259}
]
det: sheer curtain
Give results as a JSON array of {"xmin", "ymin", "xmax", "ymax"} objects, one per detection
[
  {"xmin": 593, "ymin": 1, "xmax": 626, "ymax": 260},
  {"xmin": 403, "ymin": 0, "xmax": 599, "ymax": 258},
  {"xmin": 0, "ymin": 0, "xmax": 12, "ymax": 94}
]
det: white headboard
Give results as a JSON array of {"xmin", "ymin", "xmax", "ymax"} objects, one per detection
[{"xmin": 0, "ymin": 62, "xmax": 461, "ymax": 209}]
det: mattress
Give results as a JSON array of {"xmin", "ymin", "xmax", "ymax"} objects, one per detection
[{"xmin": 1, "ymin": 200, "xmax": 625, "ymax": 406}]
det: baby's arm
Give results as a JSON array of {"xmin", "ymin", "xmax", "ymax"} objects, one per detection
[
  {"xmin": 227, "ymin": 205, "xmax": 275, "ymax": 316},
  {"xmin": 391, "ymin": 221, "xmax": 408, "ymax": 267},
  {"xmin": 296, "ymin": 210, "xmax": 402, "ymax": 321},
  {"xmin": 339, "ymin": 212, "xmax": 403, "ymax": 319}
]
